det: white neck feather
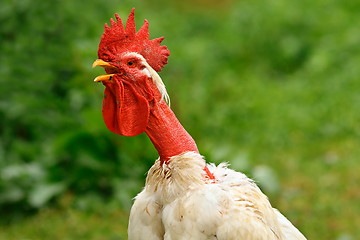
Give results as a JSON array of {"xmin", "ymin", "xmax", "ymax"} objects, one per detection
[{"xmin": 145, "ymin": 152, "xmax": 206, "ymax": 204}]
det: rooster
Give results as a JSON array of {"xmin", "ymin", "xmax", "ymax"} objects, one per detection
[{"xmin": 92, "ymin": 9, "xmax": 307, "ymax": 240}]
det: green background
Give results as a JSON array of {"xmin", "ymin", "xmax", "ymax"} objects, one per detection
[{"xmin": 1, "ymin": 0, "xmax": 359, "ymax": 239}]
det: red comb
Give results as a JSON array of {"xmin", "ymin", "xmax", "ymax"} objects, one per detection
[{"xmin": 98, "ymin": 8, "xmax": 170, "ymax": 72}]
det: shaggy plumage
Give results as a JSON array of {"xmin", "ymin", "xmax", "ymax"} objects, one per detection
[{"xmin": 129, "ymin": 152, "xmax": 306, "ymax": 240}]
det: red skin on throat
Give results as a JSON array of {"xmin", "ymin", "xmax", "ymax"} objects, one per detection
[
  {"xmin": 102, "ymin": 75, "xmax": 199, "ymax": 159},
  {"xmin": 145, "ymin": 99, "xmax": 199, "ymax": 162},
  {"xmin": 102, "ymin": 76, "xmax": 215, "ymax": 180},
  {"xmin": 145, "ymin": 99, "xmax": 215, "ymax": 181}
]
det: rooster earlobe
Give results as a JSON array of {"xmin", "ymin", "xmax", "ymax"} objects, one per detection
[{"xmin": 102, "ymin": 81, "xmax": 150, "ymax": 137}]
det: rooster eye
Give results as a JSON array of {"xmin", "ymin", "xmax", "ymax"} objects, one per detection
[{"xmin": 127, "ymin": 61, "xmax": 134, "ymax": 66}]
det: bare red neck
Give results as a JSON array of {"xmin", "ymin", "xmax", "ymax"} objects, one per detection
[
  {"xmin": 145, "ymin": 99, "xmax": 215, "ymax": 181},
  {"xmin": 145, "ymin": 100, "xmax": 199, "ymax": 162}
]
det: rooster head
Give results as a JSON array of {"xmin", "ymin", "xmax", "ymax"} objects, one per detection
[{"xmin": 93, "ymin": 9, "xmax": 170, "ymax": 137}]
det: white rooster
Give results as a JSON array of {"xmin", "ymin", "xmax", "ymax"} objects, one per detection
[{"xmin": 92, "ymin": 9, "xmax": 307, "ymax": 240}]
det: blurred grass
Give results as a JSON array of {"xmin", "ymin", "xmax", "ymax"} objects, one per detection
[
  {"xmin": 0, "ymin": 195, "xmax": 129, "ymax": 240},
  {"xmin": 0, "ymin": 0, "xmax": 359, "ymax": 239}
]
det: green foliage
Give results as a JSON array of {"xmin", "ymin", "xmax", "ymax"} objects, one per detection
[
  {"xmin": 0, "ymin": 0, "xmax": 153, "ymax": 214},
  {"xmin": 0, "ymin": 0, "xmax": 359, "ymax": 239}
]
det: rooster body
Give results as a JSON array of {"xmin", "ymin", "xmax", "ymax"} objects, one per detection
[
  {"xmin": 93, "ymin": 9, "xmax": 307, "ymax": 240},
  {"xmin": 129, "ymin": 152, "xmax": 305, "ymax": 240}
]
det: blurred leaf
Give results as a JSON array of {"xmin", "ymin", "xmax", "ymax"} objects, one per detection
[
  {"xmin": 252, "ymin": 165, "xmax": 280, "ymax": 195},
  {"xmin": 29, "ymin": 183, "xmax": 65, "ymax": 208}
]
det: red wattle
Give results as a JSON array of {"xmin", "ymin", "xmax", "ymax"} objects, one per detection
[{"xmin": 102, "ymin": 77, "xmax": 150, "ymax": 137}]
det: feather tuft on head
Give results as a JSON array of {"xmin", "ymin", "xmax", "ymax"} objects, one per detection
[{"xmin": 98, "ymin": 8, "xmax": 170, "ymax": 72}]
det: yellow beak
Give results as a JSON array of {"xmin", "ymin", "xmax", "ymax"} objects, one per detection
[
  {"xmin": 92, "ymin": 59, "xmax": 116, "ymax": 82},
  {"xmin": 92, "ymin": 59, "xmax": 112, "ymax": 68}
]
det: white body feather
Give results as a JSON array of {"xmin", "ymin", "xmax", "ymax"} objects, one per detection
[{"xmin": 128, "ymin": 152, "xmax": 306, "ymax": 240}]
